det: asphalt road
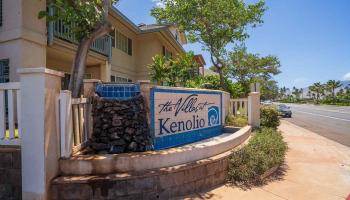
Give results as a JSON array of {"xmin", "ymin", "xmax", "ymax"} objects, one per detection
[{"xmin": 280, "ymin": 103, "xmax": 350, "ymax": 147}]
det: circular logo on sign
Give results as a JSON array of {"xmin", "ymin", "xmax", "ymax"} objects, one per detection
[{"xmin": 208, "ymin": 106, "xmax": 219, "ymax": 126}]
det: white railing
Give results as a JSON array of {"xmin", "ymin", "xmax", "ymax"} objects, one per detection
[
  {"xmin": 59, "ymin": 91, "xmax": 92, "ymax": 158},
  {"xmin": 229, "ymin": 98, "xmax": 249, "ymax": 117},
  {"xmin": 0, "ymin": 82, "xmax": 21, "ymax": 146}
]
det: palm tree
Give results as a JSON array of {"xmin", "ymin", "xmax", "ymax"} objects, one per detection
[
  {"xmin": 279, "ymin": 86, "xmax": 287, "ymax": 99},
  {"xmin": 292, "ymin": 87, "xmax": 302, "ymax": 99},
  {"xmin": 148, "ymin": 55, "xmax": 170, "ymax": 85},
  {"xmin": 326, "ymin": 80, "xmax": 342, "ymax": 98},
  {"xmin": 309, "ymin": 82, "xmax": 324, "ymax": 103},
  {"xmin": 307, "ymin": 90, "xmax": 311, "ymax": 99}
]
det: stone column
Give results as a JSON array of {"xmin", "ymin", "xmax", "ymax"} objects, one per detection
[
  {"xmin": 83, "ymin": 79, "xmax": 102, "ymax": 97},
  {"xmin": 18, "ymin": 67, "xmax": 64, "ymax": 200},
  {"xmin": 137, "ymin": 80, "xmax": 153, "ymax": 124},
  {"xmin": 248, "ymin": 92, "xmax": 260, "ymax": 128}
]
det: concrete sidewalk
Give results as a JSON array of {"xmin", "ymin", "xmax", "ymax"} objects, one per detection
[{"xmin": 179, "ymin": 120, "xmax": 350, "ymax": 200}]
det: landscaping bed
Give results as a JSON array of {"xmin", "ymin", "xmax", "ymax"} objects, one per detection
[
  {"xmin": 227, "ymin": 105, "xmax": 287, "ymax": 185},
  {"xmin": 227, "ymin": 127, "xmax": 287, "ymax": 185}
]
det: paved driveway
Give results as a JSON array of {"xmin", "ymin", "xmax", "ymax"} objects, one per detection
[{"xmin": 178, "ymin": 121, "xmax": 350, "ymax": 200}]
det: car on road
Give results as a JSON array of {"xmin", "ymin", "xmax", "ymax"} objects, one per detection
[
  {"xmin": 278, "ymin": 104, "xmax": 292, "ymax": 118},
  {"xmin": 261, "ymin": 100, "xmax": 273, "ymax": 105}
]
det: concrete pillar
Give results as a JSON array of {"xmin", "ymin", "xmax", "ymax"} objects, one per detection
[
  {"xmin": 248, "ymin": 92, "xmax": 260, "ymax": 128},
  {"xmin": 250, "ymin": 82, "xmax": 261, "ymax": 93},
  {"xmin": 18, "ymin": 67, "xmax": 64, "ymax": 200},
  {"xmin": 83, "ymin": 79, "xmax": 102, "ymax": 97},
  {"xmin": 100, "ymin": 61, "xmax": 111, "ymax": 82}
]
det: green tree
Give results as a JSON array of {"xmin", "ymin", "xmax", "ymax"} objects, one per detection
[
  {"xmin": 151, "ymin": 0, "xmax": 266, "ymax": 90},
  {"xmin": 260, "ymin": 80, "xmax": 279, "ymax": 100},
  {"xmin": 148, "ymin": 53, "xmax": 199, "ymax": 86},
  {"xmin": 326, "ymin": 80, "xmax": 342, "ymax": 98},
  {"xmin": 148, "ymin": 55, "xmax": 170, "ymax": 85},
  {"xmin": 39, "ymin": 0, "xmax": 118, "ymax": 97},
  {"xmin": 184, "ymin": 75, "xmax": 245, "ymax": 98},
  {"xmin": 309, "ymin": 82, "xmax": 324, "ymax": 103},
  {"xmin": 228, "ymin": 47, "xmax": 280, "ymax": 95},
  {"xmin": 292, "ymin": 87, "xmax": 302, "ymax": 99},
  {"xmin": 168, "ymin": 53, "xmax": 199, "ymax": 86}
]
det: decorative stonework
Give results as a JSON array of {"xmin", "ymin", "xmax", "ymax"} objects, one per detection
[
  {"xmin": 86, "ymin": 95, "xmax": 152, "ymax": 154},
  {"xmin": 0, "ymin": 147, "xmax": 21, "ymax": 200}
]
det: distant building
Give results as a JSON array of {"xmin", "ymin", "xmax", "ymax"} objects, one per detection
[
  {"xmin": 203, "ymin": 69, "xmax": 219, "ymax": 76},
  {"xmin": 193, "ymin": 55, "xmax": 206, "ymax": 76}
]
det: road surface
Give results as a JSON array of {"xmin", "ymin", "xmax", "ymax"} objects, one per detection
[{"xmin": 281, "ymin": 103, "xmax": 350, "ymax": 147}]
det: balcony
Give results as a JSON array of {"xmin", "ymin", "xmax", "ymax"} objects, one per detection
[{"xmin": 47, "ymin": 11, "xmax": 112, "ymax": 60}]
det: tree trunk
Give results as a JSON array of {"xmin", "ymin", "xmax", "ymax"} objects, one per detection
[
  {"xmin": 216, "ymin": 67, "xmax": 228, "ymax": 91},
  {"xmin": 68, "ymin": 0, "xmax": 112, "ymax": 98},
  {"xmin": 68, "ymin": 22, "xmax": 112, "ymax": 98},
  {"xmin": 68, "ymin": 38, "xmax": 93, "ymax": 97}
]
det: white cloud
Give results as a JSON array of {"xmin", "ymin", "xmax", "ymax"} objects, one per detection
[
  {"xmin": 152, "ymin": 0, "xmax": 165, "ymax": 8},
  {"xmin": 343, "ymin": 72, "xmax": 350, "ymax": 81}
]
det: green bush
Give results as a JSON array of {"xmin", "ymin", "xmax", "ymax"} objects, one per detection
[
  {"xmin": 184, "ymin": 75, "xmax": 245, "ymax": 98},
  {"xmin": 227, "ymin": 128, "xmax": 287, "ymax": 184},
  {"xmin": 226, "ymin": 114, "xmax": 248, "ymax": 127},
  {"xmin": 260, "ymin": 106, "xmax": 280, "ymax": 129}
]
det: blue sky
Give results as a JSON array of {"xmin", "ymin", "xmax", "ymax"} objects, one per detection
[{"xmin": 116, "ymin": 0, "xmax": 350, "ymax": 89}]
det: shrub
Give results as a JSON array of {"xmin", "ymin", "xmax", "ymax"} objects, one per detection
[
  {"xmin": 226, "ymin": 114, "xmax": 248, "ymax": 127},
  {"xmin": 184, "ymin": 75, "xmax": 245, "ymax": 98},
  {"xmin": 227, "ymin": 128, "xmax": 287, "ymax": 184},
  {"xmin": 260, "ymin": 105, "xmax": 280, "ymax": 129}
]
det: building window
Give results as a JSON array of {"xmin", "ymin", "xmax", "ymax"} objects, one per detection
[
  {"xmin": 110, "ymin": 75, "xmax": 132, "ymax": 83},
  {"xmin": 110, "ymin": 75, "xmax": 116, "ymax": 82},
  {"xmin": 175, "ymin": 32, "xmax": 179, "ymax": 42},
  {"xmin": 162, "ymin": 46, "xmax": 173, "ymax": 59},
  {"xmin": 112, "ymin": 30, "xmax": 132, "ymax": 56},
  {"xmin": 127, "ymin": 38, "xmax": 132, "ymax": 56},
  {"xmin": 0, "ymin": 59, "xmax": 9, "ymax": 83}
]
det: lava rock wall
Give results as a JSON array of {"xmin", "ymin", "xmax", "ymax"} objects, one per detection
[{"xmin": 88, "ymin": 95, "xmax": 152, "ymax": 154}]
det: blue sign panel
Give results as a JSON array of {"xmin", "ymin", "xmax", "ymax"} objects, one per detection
[{"xmin": 151, "ymin": 87, "xmax": 223, "ymax": 150}]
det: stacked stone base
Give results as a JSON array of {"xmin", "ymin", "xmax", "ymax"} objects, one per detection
[
  {"xmin": 0, "ymin": 147, "xmax": 21, "ymax": 200},
  {"xmin": 51, "ymin": 150, "xmax": 231, "ymax": 200}
]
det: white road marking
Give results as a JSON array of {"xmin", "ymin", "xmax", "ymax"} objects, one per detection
[
  {"xmin": 293, "ymin": 110, "xmax": 350, "ymax": 122},
  {"xmin": 287, "ymin": 104, "xmax": 350, "ymax": 114}
]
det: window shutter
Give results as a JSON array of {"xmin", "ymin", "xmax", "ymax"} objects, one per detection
[
  {"xmin": 128, "ymin": 38, "xmax": 132, "ymax": 56},
  {"xmin": 110, "ymin": 30, "xmax": 115, "ymax": 48},
  {"xmin": 0, "ymin": 59, "xmax": 9, "ymax": 83}
]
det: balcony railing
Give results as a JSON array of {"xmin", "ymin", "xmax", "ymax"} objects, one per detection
[{"xmin": 47, "ymin": 7, "xmax": 112, "ymax": 60}]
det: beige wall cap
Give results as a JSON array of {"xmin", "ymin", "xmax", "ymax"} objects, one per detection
[
  {"xmin": 137, "ymin": 80, "xmax": 151, "ymax": 83},
  {"xmin": 83, "ymin": 79, "xmax": 102, "ymax": 83},
  {"xmin": 17, "ymin": 67, "xmax": 65, "ymax": 77}
]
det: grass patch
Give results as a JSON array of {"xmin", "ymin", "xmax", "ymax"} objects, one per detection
[
  {"xmin": 226, "ymin": 108, "xmax": 248, "ymax": 127},
  {"xmin": 227, "ymin": 127, "xmax": 287, "ymax": 185},
  {"xmin": 226, "ymin": 114, "xmax": 248, "ymax": 127}
]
